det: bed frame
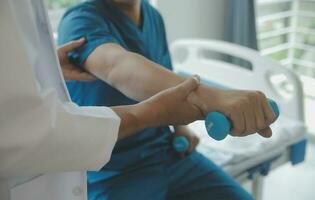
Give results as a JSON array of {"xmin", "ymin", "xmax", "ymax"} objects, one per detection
[{"xmin": 170, "ymin": 39, "xmax": 308, "ymax": 200}]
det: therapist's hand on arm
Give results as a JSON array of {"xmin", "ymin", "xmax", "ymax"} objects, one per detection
[
  {"xmin": 111, "ymin": 76, "xmax": 203, "ymax": 139},
  {"xmin": 58, "ymin": 38, "xmax": 95, "ymax": 81},
  {"xmin": 82, "ymin": 43, "xmax": 276, "ymax": 138}
]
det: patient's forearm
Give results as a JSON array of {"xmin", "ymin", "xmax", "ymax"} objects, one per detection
[{"xmin": 84, "ymin": 43, "xmax": 185, "ymax": 101}]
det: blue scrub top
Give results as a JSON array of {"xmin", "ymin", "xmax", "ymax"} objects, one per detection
[{"xmin": 58, "ymin": 0, "xmax": 173, "ymax": 183}]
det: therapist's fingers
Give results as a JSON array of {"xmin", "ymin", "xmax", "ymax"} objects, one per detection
[
  {"xmin": 175, "ymin": 75, "xmax": 200, "ymax": 96},
  {"xmin": 62, "ymin": 65, "xmax": 95, "ymax": 81},
  {"xmin": 59, "ymin": 38, "xmax": 85, "ymax": 53},
  {"xmin": 62, "ymin": 67, "xmax": 96, "ymax": 81},
  {"xmin": 57, "ymin": 38, "xmax": 96, "ymax": 81}
]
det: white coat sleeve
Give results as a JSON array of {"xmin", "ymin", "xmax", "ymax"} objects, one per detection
[
  {"xmin": 0, "ymin": 91, "xmax": 120, "ymax": 176},
  {"xmin": 0, "ymin": 89, "xmax": 120, "ymax": 178}
]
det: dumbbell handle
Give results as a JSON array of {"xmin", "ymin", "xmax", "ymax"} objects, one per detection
[
  {"xmin": 205, "ymin": 99, "xmax": 280, "ymax": 141},
  {"xmin": 173, "ymin": 136, "xmax": 190, "ymax": 153},
  {"xmin": 173, "ymin": 99, "xmax": 279, "ymax": 151}
]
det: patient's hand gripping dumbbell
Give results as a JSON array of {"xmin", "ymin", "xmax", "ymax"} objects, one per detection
[
  {"xmin": 205, "ymin": 99, "xmax": 280, "ymax": 141},
  {"xmin": 173, "ymin": 99, "xmax": 280, "ymax": 152}
]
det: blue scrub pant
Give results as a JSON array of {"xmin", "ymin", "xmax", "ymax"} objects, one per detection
[{"xmin": 88, "ymin": 151, "xmax": 253, "ymax": 200}]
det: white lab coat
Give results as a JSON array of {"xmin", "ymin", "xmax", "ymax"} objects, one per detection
[{"xmin": 0, "ymin": 0, "xmax": 120, "ymax": 199}]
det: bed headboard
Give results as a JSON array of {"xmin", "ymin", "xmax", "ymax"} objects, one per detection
[{"xmin": 170, "ymin": 39, "xmax": 304, "ymax": 122}]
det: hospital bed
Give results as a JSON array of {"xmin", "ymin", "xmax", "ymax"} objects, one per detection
[
  {"xmin": 10, "ymin": 38, "xmax": 307, "ymax": 200},
  {"xmin": 11, "ymin": 39, "xmax": 307, "ymax": 200},
  {"xmin": 170, "ymin": 39, "xmax": 308, "ymax": 200}
]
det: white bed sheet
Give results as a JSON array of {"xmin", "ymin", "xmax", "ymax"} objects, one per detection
[{"xmin": 190, "ymin": 116, "xmax": 306, "ymax": 175}]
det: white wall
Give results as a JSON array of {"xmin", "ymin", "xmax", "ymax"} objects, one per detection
[{"xmin": 156, "ymin": 0, "xmax": 228, "ymax": 43}]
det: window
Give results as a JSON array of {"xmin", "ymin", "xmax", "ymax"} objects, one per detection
[
  {"xmin": 45, "ymin": 0, "xmax": 81, "ymax": 38},
  {"xmin": 256, "ymin": 0, "xmax": 315, "ymax": 134}
]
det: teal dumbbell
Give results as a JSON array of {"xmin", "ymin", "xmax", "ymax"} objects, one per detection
[
  {"xmin": 205, "ymin": 99, "xmax": 280, "ymax": 141},
  {"xmin": 173, "ymin": 136, "xmax": 190, "ymax": 153}
]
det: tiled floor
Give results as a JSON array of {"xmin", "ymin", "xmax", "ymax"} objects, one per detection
[{"xmin": 262, "ymin": 143, "xmax": 315, "ymax": 200}]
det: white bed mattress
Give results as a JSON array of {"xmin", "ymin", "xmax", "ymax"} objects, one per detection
[{"xmin": 190, "ymin": 116, "xmax": 306, "ymax": 176}]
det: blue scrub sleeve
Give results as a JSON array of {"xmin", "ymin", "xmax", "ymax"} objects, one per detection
[{"xmin": 58, "ymin": 7, "xmax": 118, "ymax": 67}]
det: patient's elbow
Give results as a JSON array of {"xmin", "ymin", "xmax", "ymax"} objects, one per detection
[
  {"xmin": 84, "ymin": 44, "xmax": 131, "ymax": 85},
  {"xmin": 105, "ymin": 51, "xmax": 136, "ymax": 86}
]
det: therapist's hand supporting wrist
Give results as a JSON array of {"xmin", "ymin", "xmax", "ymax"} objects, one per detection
[{"xmin": 112, "ymin": 76, "xmax": 203, "ymax": 140}]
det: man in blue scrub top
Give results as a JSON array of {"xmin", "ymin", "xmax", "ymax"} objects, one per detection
[{"xmin": 58, "ymin": 0, "xmax": 276, "ymax": 199}]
